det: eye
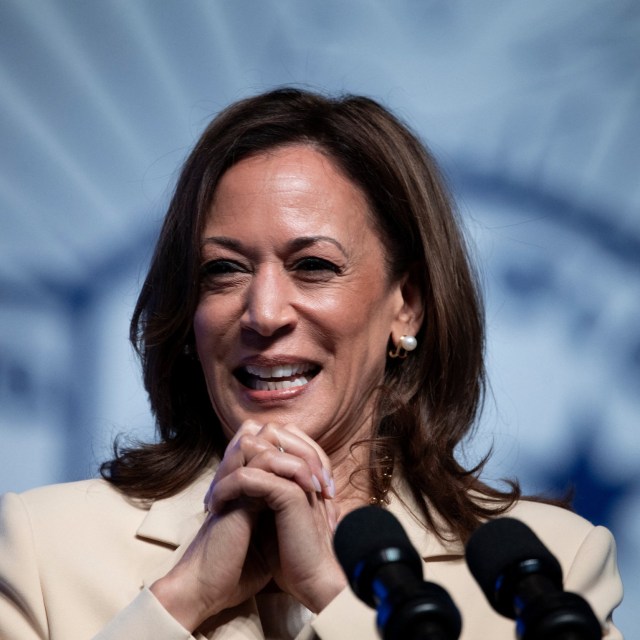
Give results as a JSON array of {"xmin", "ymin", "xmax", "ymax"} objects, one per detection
[
  {"xmin": 200, "ymin": 258, "xmax": 249, "ymax": 291},
  {"xmin": 200, "ymin": 259, "xmax": 246, "ymax": 276},
  {"xmin": 293, "ymin": 257, "xmax": 341, "ymax": 274},
  {"xmin": 199, "ymin": 260, "xmax": 250, "ymax": 291}
]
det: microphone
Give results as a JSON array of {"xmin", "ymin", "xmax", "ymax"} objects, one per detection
[
  {"xmin": 334, "ymin": 505, "xmax": 461, "ymax": 640},
  {"xmin": 465, "ymin": 517, "xmax": 602, "ymax": 640}
]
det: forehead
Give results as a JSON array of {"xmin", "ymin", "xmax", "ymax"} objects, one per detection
[{"xmin": 205, "ymin": 145, "xmax": 378, "ymax": 239}]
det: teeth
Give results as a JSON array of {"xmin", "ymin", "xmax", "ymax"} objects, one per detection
[
  {"xmin": 253, "ymin": 376, "xmax": 309, "ymax": 391},
  {"xmin": 245, "ymin": 363, "xmax": 312, "ymax": 380},
  {"xmin": 242, "ymin": 362, "xmax": 315, "ymax": 391}
]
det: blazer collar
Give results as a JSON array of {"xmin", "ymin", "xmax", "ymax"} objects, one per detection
[
  {"xmin": 136, "ymin": 469, "xmax": 214, "ymax": 548},
  {"xmin": 135, "ymin": 468, "xmax": 464, "ymax": 560},
  {"xmin": 134, "ymin": 468, "xmax": 463, "ymax": 639},
  {"xmin": 387, "ymin": 476, "xmax": 465, "ymax": 559},
  {"xmin": 135, "ymin": 468, "xmax": 265, "ymax": 639}
]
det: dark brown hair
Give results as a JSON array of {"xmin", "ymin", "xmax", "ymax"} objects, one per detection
[{"xmin": 101, "ymin": 87, "xmax": 520, "ymax": 542}]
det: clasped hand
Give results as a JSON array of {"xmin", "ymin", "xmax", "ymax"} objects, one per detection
[{"xmin": 150, "ymin": 420, "xmax": 346, "ymax": 632}]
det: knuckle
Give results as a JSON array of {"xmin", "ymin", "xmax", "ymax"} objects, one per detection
[
  {"xmin": 259, "ymin": 422, "xmax": 280, "ymax": 439},
  {"xmin": 236, "ymin": 466, "xmax": 253, "ymax": 483},
  {"xmin": 236, "ymin": 433, "xmax": 257, "ymax": 452},
  {"xmin": 235, "ymin": 433, "xmax": 268, "ymax": 457},
  {"xmin": 239, "ymin": 419, "xmax": 261, "ymax": 432},
  {"xmin": 249, "ymin": 448, "xmax": 277, "ymax": 468}
]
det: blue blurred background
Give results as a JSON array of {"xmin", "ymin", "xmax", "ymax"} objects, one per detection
[{"xmin": 0, "ymin": 0, "xmax": 637, "ymax": 632}]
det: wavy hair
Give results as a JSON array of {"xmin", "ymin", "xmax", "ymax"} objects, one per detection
[{"xmin": 101, "ymin": 87, "xmax": 521, "ymax": 542}]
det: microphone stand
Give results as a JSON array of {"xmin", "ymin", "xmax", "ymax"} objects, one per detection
[
  {"xmin": 372, "ymin": 563, "xmax": 461, "ymax": 640},
  {"xmin": 514, "ymin": 573, "xmax": 602, "ymax": 640}
]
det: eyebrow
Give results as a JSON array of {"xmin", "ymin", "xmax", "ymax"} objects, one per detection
[{"xmin": 201, "ymin": 235, "xmax": 348, "ymax": 257}]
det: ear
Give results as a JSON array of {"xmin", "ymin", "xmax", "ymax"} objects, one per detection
[{"xmin": 390, "ymin": 266, "xmax": 425, "ymax": 345}]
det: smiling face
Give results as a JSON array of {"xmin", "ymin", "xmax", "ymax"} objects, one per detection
[{"xmin": 193, "ymin": 145, "xmax": 418, "ymax": 453}]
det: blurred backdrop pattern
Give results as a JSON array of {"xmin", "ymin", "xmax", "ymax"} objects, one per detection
[{"xmin": 0, "ymin": 0, "xmax": 637, "ymax": 632}]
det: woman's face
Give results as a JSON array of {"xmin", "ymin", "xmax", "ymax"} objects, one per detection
[{"xmin": 194, "ymin": 145, "xmax": 414, "ymax": 451}]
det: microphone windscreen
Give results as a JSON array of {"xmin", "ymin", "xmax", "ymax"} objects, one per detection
[
  {"xmin": 333, "ymin": 505, "xmax": 416, "ymax": 580},
  {"xmin": 465, "ymin": 517, "xmax": 563, "ymax": 604}
]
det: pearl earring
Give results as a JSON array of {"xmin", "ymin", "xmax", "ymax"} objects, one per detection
[{"xmin": 388, "ymin": 334, "xmax": 418, "ymax": 359}]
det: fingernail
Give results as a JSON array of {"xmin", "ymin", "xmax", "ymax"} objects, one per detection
[
  {"xmin": 327, "ymin": 477, "xmax": 336, "ymax": 498},
  {"xmin": 322, "ymin": 467, "xmax": 332, "ymax": 487},
  {"xmin": 311, "ymin": 474, "xmax": 322, "ymax": 493}
]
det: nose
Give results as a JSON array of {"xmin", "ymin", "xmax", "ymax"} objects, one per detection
[{"xmin": 241, "ymin": 265, "xmax": 298, "ymax": 337}]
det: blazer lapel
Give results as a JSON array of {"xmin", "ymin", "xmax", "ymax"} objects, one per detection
[
  {"xmin": 387, "ymin": 477, "xmax": 465, "ymax": 562},
  {"xmin": 136, "ymin": 471, "xmax": 212, "ymax": 548},
  {"xmin": 136, "ymin": 470, "xmax": 265, "ymax": 640},
  {"xmin": 133, "ymin": 470, "xmax": 461, "ymax": 640}
]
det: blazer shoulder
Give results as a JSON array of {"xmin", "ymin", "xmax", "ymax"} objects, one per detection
[
  {"xmin": 2, "ymin": 478, "xmax": 150, "ymax": 541},
  {"xmin": 501, "ymin": 499, "xmax": 613, "ymax": 577},
  {"xmin": 16, "ymin": 478, "xmax": 146, "ymax": 512},
  {"xmin": 505, "ymin": 499, "xmax": 594, "ymax": 538}
]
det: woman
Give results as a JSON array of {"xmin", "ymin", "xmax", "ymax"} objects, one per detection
[{"xmin": 0, "ymin": 88, "xmax": 623, "ymax": 639}]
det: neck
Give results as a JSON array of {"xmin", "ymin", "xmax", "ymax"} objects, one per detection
[{"xmin": 329, "ymin": 438, "xmax": 394, "ymax": 517}]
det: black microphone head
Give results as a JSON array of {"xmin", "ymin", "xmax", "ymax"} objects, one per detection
[
  {"xmin": 465, "ymin": 517, "xmax": 563, "ymax": 618},
  {"xmin": 334, "ymin": 505, "xmax": 422, "ymax": 607}
]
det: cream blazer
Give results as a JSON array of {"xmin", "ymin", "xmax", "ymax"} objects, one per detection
[{"xmin": 0, "ymin": 473, "xmax": 623, "ymax": 640}]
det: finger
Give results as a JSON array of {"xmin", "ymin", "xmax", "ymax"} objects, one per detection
[
  {"xmin": 208, "ymin": 466, "xmax": 309, "ymax": 515},
  {"xmin": 279, "ymin": 424, "xmax": 333, "ymax": 470},
  {"xmin": 247, "ymin": 447, "xmax": 323, "ymax": 495},
  {"xmin": 220, "ymin": 432, "xmax": 273, "ymax": 475},
  {"xmin": 207, "ymin": 420, "xmax": 335, "ymax": 510},
  {"xmin": 206, "ymin": 437, "xmax": 326, "ymax": 514},
  {"xmin": 204, "ymin": 420, "xmax": 264, "ymax": 508},
  {"xmin": 206, "ymin": 450, "xmax": 322, "ymax": 515},
  {"xmin": 214, "ymin": 431, "xmax": 321, "ymax": 491},
  {"xmin": 323, "ymin": 496, "xmax": 340, "ymax": 533},
  {"xmin": 226, "ymin": 419, "xmax": 262, "ymax": 448},
  {"xmin": 257, "ymin": 423, "xmax": 335, "ymax": 499},
  {"xmin": 229, "ymin": 420, "xmax": 332, "ymax": 482},
  {"xmin": 280, "ymin": 424, "xmax": 336, "ymax": 498}
]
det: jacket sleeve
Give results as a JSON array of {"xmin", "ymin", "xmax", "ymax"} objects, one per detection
[
  {"xmin": 92, "ymin": 588, "xmax": 194, "ymax": 640},
  {"xmin": 0, "ymin": 492, "xmax": 49, "ymax": 639},
  {"xmin": 563, "ymin": 525, "xmax": 624, "ymax": 640}
]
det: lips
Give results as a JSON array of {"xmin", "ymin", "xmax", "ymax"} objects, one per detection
[{"xmin": 236, "ymin": 362, "xmax": 319, "ymax": 391}]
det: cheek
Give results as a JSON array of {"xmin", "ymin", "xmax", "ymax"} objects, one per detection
[
  {"xmin": 192, "ymin": 305, "xmax": 211, "ymax": 350},
  {"xmin": 192, "ymin": 300, "xmax": 233, "ymax": 354},
  {"xmin": 325, "ymin": 288, "xmax": 397, "ymax": 351}
]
